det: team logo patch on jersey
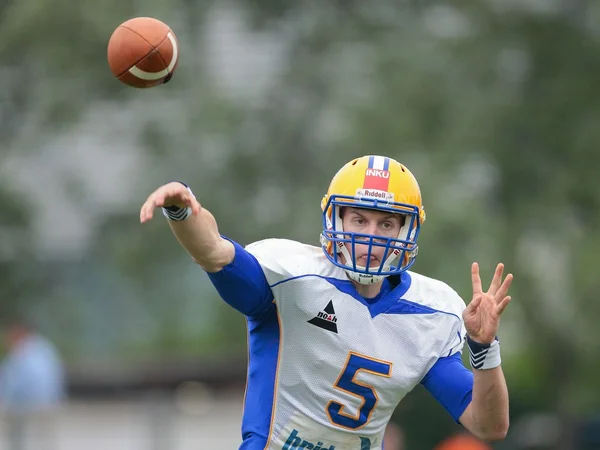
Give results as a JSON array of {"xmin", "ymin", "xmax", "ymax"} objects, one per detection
[{"xmin": 307, "ymin": 300, "xmax": 338, "ymax": 334}]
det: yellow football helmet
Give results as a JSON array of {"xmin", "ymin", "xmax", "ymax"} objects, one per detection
[{"xmin": 320, "ymin": 155, "xmax": 426, "ymax": 284}]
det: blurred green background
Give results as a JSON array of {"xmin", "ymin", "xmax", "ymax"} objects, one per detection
[{"xmin": 1, "ymin": 0, "xmax": 599, "ymax": 449}]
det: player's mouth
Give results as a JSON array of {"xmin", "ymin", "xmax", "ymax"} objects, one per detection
[{"xmin": 356, "ymin": 254, "xmax": 381, "ymax": 267}]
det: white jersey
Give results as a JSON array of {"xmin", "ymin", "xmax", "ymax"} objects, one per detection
[{"xmin": 239, "ymin": 238, "xmax": 468, "ymax": 450}]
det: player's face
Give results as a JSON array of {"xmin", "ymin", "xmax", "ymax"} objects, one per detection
[{"xmin": 341, "ymin": 207, "xmax": 404, "ymax": 267}]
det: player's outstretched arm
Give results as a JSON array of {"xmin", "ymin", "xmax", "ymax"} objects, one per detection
[{"xmin": 140, "ymin": 182, "xmax": 234, "ymax": 272}]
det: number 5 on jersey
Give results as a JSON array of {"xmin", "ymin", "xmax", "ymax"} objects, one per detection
[{"xmin": 326, "ymin": 352, "xmax": 392, "ymax": 430}]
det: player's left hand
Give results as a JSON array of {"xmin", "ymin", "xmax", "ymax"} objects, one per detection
[{"xmin": 463, "ymin": 262, "xmax": 513, "ymax": 344}]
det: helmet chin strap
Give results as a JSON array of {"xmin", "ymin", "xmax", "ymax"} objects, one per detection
[{"xmin": 345, "ymin": 270, "xmax": 385, "ymax": 285}]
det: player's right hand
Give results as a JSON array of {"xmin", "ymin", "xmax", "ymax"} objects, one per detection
[{"xmin": 140, "ymin": 182, "xmax": 201, "ymax": 223}]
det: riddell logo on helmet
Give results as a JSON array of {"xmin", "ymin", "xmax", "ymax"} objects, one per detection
[
  {"xmin": 365, "ymin": 169, "xmax": 389, "ymax": 178},
  {"xmin": 356, "ymin": 189, "xmax": 394, "ymax": 202}
]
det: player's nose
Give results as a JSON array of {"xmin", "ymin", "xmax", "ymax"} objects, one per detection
[{"xmin": 358, "ymin": 220, "xmax": 379, "ymax": 237}]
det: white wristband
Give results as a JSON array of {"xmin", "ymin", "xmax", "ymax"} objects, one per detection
[{"xmin": 467, "ymin": 336, "xmax": 501, "ymax": 370}]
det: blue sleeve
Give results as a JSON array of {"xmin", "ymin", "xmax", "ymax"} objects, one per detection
[
  {"xmin": 420, "ymin": 352, "xmax": 473, "ymax": 423},
  {"xmin": 206, "ymin": 237, "xmax": 274, "ymax": 318}
]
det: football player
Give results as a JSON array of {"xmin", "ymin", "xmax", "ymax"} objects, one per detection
[{"xmin": 140, "ymin": 155, "xmax": 512, "ymax": 450}]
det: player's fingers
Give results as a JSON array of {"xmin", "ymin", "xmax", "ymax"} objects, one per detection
[
  {"xmin": 471, "ymin": 262, "xmax": 483, "ymax": 295},
  {"xmin": 145, "ymin": 186, "xmax": 170, "ymax": 216},
  {"xmin": 467, "ymin": 294, "xmax": 483, "ymax": 312},
  {"xmin": 190, "ymin": 198, "xmax": 201, "ymax": 215},
  {"xmin": 141, "ymin": 184, "xmax": 198, "ymax": 222},
  {"xmin": 140, "ymin": 201, "xmax": 150, "ymax": 223},
  {"xmin": 181, "ymin": 195, "xmax": 195, "ymax": 213},
  {"xmin": 166, "ymin": 184, "xmax": 192, "ymax": 207},
  {"xmin": 140, "ymin": 199, "xmax": 155, "ymax": 223},
  {"xmin": 169, "ymin": 184, "xmax": 186, "ymax": 200},
  {"xmin": 180, "ymin": 192, "xmax": 193, "ymax": 207},
  {"xmin": 488, "ymin": 263, "xmax": 504, "ymax": 296},
  {"xmin": 140, "ymin": 192, "xmax": 158, "ymax": 221},
  {"xmin": 496, "ymin": 273, "xmax": 513, "ymax": 302},
  {"xmin": 496, "ymin": 296, "xmax": 512, "ymax": 316},
  {"xmin": 153, "ymin": 192, "xmax": 166, "ymax": 208},
  {"xmin": 176, "ymin": 186, "xmax": 201, "ymax": 215}
]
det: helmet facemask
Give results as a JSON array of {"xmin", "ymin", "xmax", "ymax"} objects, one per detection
[{"xmin": 320, "ymin": 195, "xmax": 421, "ymax": 285}]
